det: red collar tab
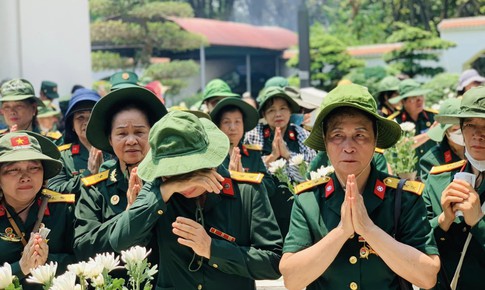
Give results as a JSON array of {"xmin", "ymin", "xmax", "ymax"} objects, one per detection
[
  {"xmin": 288, "ymin": 129, "xmax": 296, "ymax": 141},
  {"xmin": 422, "ymin": 110, "xmax": 429, "ymax": 120},
  {"xmin": 325, "ymin": 178, "xmax": 335, "ymax": 198},
  {"xmin": 0, "ymin": 205, "xmax": 5, "ymax": 217},
  {"xmin": 374, "ymin": 179, "xmax": 386, "ymax": 200},
  {"xmin": 209, "ymin": 227, "xmax": 236, "ymax": 242},
  {"xmin": 401, "ymin": 112, "xmax": 407, "ymax": 122},
  {"xmin": 37, "ymin": 198, "xmax": 50, "ymax": 216},
  {"xmin": 263, "ymin": 127, "xmax": 271, "ymax": 138},
  {"xmin": 242, "ymin": 145, "xmax": 249, "ymax": 156},
  {"xmin": 221, "ymin": 178, "xmax": 234, "ymax": 196},
  {"xmin": 444, "ymin": 150, "xmax": 452, "ymax": 163},
  {"xmin": 71, "ymin": 144, "xmax": 80, "ymax": 155}
]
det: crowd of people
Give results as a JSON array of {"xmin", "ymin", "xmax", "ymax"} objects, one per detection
[{"xmin": 0, "ymin": 68, "xmax": 484, "ymax": 290}]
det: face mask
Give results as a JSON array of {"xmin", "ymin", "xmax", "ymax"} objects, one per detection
[
  {"xmin": 447, "ymin": 129, "xmax": 465, "ymax": 146},
  {"xmin": 465, "ymin": 149, "xmax": 485, "ymax": 172}
]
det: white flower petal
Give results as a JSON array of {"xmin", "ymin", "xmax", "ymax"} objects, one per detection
[{"xmin": 0, "ymin": 262, "xmax": 13, "ymax": 289}]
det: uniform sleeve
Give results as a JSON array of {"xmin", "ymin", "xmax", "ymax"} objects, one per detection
[
  {"xmin": 207, "ymin": 183, "xmax": 282, "ymax": 280},
  {"xmin": 47, "ymin": 152, "xmax": 90, "ymax": 195},
  {"xmin": 74, "ymin": 186, "xmax": 122, "ymax": 260},
  {"xmin": 418, "ymin": 152, "xmax": 435, "ymax": 183},
  {"xmin": 48, "ymin": 203, "xmax": 76, "ymax": 274},
  {"xmin": 373, "ymin": 153, "xmax": 388, "ymax": 173},
  {"xmin": 109, "ymin": 182, "xmax": 166, "ymax": 252},
  {"xmin": 470, "ymin": 215, "xmax": 485, "ymax": 250},
  {"xmin": 282, "ymin": 193, "xmax": 314, "ymax": 253}
]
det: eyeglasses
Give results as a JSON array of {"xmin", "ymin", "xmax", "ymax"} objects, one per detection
[{"xmin": 188, "ymin": 198, "xmax": 204, "ymax": 272}]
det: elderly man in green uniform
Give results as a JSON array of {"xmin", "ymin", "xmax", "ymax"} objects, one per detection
[
  {"xmin": 47, "ymin": 88, "xmax": 111, "ymax": 196},
  {"xmin": 0, "ymin": 131, "xmax": 75, "ymax": 289},
  {"xmin": 280, "ymin": 84, "xmax": 440, "ymax": 290},
  {"xmin": 423, "ymin": 86, "xmax": 485, "ymax": 290},
  {"xmin": 419, "ymin": 98, "xmax": 465, "ymax": 182},
  {"xmin": 109, "ymin": 110, "xmax": 282, "ymax": 290},
  {"xmin": 201, "ymin": 79, "xmax": 239, "ymax": 113},
  {"xmin": 388, "ymin": 79, "xmax": 439, "ymax": 175}
]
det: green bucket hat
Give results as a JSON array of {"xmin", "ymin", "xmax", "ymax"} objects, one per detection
[
  {"xmin": 376, "ymin": 76, "xmax": 400, "ymax": 94},
  {"xmin": 0, "ymin": 131, "xmax": 62, "ymax": 179},
  {"xmin": 264, "ymin": 76, "xmax": 289, "ymax": 88},
  {"xmin": 0, "ymin": 79, "xmax": 45, "ymax": 107},
  {"xmin": 305, "ymin": 84, "xmax": 402, "ymax": 151},
  {"xmin": 137, "ymin": 110, "xmax": 230, "ymax": 181},
  {"xmin": 389, "ymin": 79, "xmax": 431, "ymax": 104},
  {"xmin": 40, "ymin": 81, "xmax": 59, "ymax": 99},
  {"xmin": 86, "ymin": 72, "xmax": 168, "ymax": 154},
  {"xmin": 258, "ymin": 86, "xmax": 300, "ymax": 117},
  {"xmin": 202, "ymin": 79, "xmax": 239, "ymax": 102},
  {"xmin": 37, "ymin": 102, "xmax": 60, "ymax": 118},
  {"xmin": 435, "ymin": 86, "xmax": 485, "ymax": 125},
  {"xmin": 210, "ymin": 97, "xmax": 259, "ymax": 132},
  {"xmin": 427, "ymin": 98, "xmax": 462, "ymax": 142},
  {"xmin": 109, "ymin": 71, "xmax": 140, "ymax": 90}
]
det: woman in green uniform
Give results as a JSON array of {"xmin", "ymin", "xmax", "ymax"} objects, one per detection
[
  {"xmin": 73, "ymin": 72, "xmax": 167, "ymax": 261},
  {"xmin": 423, "ymin": 86, "xmax": 485, "ymax": 290},
  {"xmin": 245, "ymin": 86, "xmax": 316, "ymax": 238},
  {"xmin": 109, "ymin": 110, "xmax": 282, "ymax": 290},
  {"xmin": 210, "ymin": 97, "xmax": 275, "ymax": 195},
  {"xmin": 280, "ymin": 84, "xmax": 440, "ymax": 290},
  {"xmin": 0, "ymin": 131, "xmax": 75, "ymax": 289},
  {"xmin": 47, "ymin": 88, "xmax": 108, "ymax": 196}
]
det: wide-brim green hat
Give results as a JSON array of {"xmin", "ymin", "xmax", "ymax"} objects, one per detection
[
  {"xmin": 305, "ymin": 84, "xmax": 402, "ymax": 151},
  {"xmin": 138, "ymin": 110, "xmax": 230, "ymax": 181},
  {"xmin": 210, "ymin": 97, "xmax": 259, "ymax": 132},
  {"xmin": 258, "ymin": 86, "xmax": 300, "ymax": 117},
  {"xmin": 86, "ymin": 85, "xmax": 168, "ymax": 154},
  {"xmin": 0, "ymin": 131, "xmax": 62, "ymax": 179},
  {"xmin": 389, "ymin": 79, "xmax": 431, "ymax": 104},
  {"xmin": 435, "ymin": 86, "xmax": 485, "ymax": 125},
  {"xmin": 427, "ymin": 98, "xmax": 461, "ymax": 141},
  {"xmin": 202, "ymin": 79, "xmax": 239, "ymax": 102},
  {"xmin": 0, "ymin": 95, "xmax": 45, "ymax": 107}
]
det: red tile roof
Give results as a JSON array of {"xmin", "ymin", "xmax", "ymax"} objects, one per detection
[
  {"xmin": 439, "ymin": 16, "xmax": 485, "ymax": 31},
  {"xmin": 170, "ymin": 17, "xmax": 297, "ymax": 50},
  {"xmin": 347, "ymin": 43, "xmax": 403, "ymax": 56}
]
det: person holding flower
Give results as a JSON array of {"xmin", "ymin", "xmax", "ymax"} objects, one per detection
[
  {"xmin": 422, "ymin": 86, "xmax": 485, "ymax": 290},
  {"xmin": 245, "ymin": 86, "xmax": 316, "ymax": 238},
  {"xmin": 279, "ymin": 84, "xmax": 440, "ymax": 290},
  {"xmin": 0, "ymin": 131, "xmax": 75, "ymax": 289},
  {"xmin": 109, "ymin": 110, "xmax": 282, "ymax": 290}
]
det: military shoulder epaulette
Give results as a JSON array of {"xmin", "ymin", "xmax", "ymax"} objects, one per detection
[
  {"xmin": 46, "ymin": 131, "xmax": 63, "ymax": 140},
  {"xmin": 387, "ymin": 111, "xmax": 400, "ymax": 120},
  {"xmin": 295, "ymin": 176, "xmax": 330, "ymax": 195},
  {"xmin": 383, "ymin": 177, "xmax": 424, "ymax": 196},
  {"xmin": 81, "ymin": 170, "xmax": 109, "ymax": 187},
  {"xmin": 229, "ymin": 170, "xmax": 263, "ymax": 184},
  {"xmin": 425, "ymin": 108, "xmax": 439, "ymax": 114},
  {"xmin": 243, "ymin": 144, "xmax": 262, "ymax": 151},
  {"xmin": 374, "ymin": 147, "xmax": 384, "ymax": 154},
  {"xmin": 41, "ymin": 189, "xmax": 75, "ymax": 203},
  {"xmin": 57, "ymin": 143, "xmax": 72, "ymax": 152},
  {"xmin": 430, "ymin": 160, "xmax": 466, "ymax": 175},
  {"xmin": 0, "ymin": 128, "xmax": 8, "ymax": 135}
]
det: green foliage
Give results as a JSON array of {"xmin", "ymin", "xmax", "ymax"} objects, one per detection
[
  {"xmin": 422, "ymin": 73, "xmax": 459, "ymax": 106},
  {"xmin": 147, "ymin": 22, "xmax": 207, "ymax": 51},
  {"xmin": 384, "ymin": 125, "xmax": 418, "ymax": 175},
  {"xmin": 91, "ymin": 20, "xmax": 145, "ymax": 46},
  {"xmin": 130, "ymin": 2, "xmax": 194, "ymax": 19},
  {"xmin": 345, "ymin": 66, "xmax": 399, "ymax": 96},
  {"xmin": 142, "ymin": 60, "xmax": 199, "ymax": 96},
  {"xmin": 92, "ymin": 51, "xmax": 133, "ymax": 72},
  {"xmin": 384, "ymin": 22, "xmax": 456, "ymax": 78},
  {"xmin": 288, "ymin": 23, "xmax": 364, "ymax": 91}
]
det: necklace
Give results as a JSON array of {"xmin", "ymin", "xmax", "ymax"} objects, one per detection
[{"xmin": 15, "ymin": 198, "xmax": 36, "ymax": 215}]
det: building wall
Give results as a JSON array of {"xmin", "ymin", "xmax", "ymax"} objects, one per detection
[
  {"xmin": 0, "ymin": 0, "xmax": 92, "ymax": 97},
  {"xmin": 439, "ymin": 28, "xmax": 485, "ymax": 74}
]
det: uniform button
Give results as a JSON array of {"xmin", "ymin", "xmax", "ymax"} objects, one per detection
[
  {"xmin": 440, "ymin": 237, "xmax": 445, "ymax": 241},
  {"xmin": 349, "ymin": 234, "xmax": 355, "ymax": 239},
  {"xmin": 212, "ymin": 263, "xmax": 218, "ymax": 268},
  {"xmin": 157, "ymin": 210, "xmax": 164, "ymax": 215},
  {"xmin": 197, "ymin": 284, "xmax": 203, "ymax": 290},
  {"xmin": 463, "ymin": 227, "xmax": 467, "ymax": 232},
  {"xmin": 349, "ymin": 282, "xmax": 358, "ymax": 290},
  {"xmin": 349, "ymin": 256, "xmax": 357, "ymax": 264}
]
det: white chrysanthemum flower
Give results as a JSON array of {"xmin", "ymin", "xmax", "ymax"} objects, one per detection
[
  {"xmin": 289, "ymin": 154, "xmax": 304, "ymax": 166},
  {"xmin": 443, "ymin": 87, "xmax": 450, "ymax": 94},
  {"xmin": 268, "ymin": 159, "xmax": 287, "ymax": 174},
  {"xmin": 92, "ymin": 274, "xmax": 104, "ymax": 287},
  {"xmin": 121, "ymin": 246, "xmax": 152, "ymax": 265},
  {"xmin": 51, "ymin": 271, "xmax": 76, "ymax": 290},
  {"xmin": 0, "ymin": 262, "xmax": 13, "ymax": 289},
  {"xmin": 399, "ymin": 122, "xmax": 415, "ymax": 132},
  {"xmin": 309, "ymin": 165, "xmax": 334, "ymax": 180},
  {"xmin": 26, "ymin": 262, "xmax": 57, "ymax": 285},
  {"xmin": 91, "ymin": 252, "xmax": 121, "ymax": 273},
  {"xmin": 84, "ymin": 261, "xmax": 104, "ymax": 279},
  {"xmin": 67, "ymin": 261, "xmax": 89, "ymax": 277}
]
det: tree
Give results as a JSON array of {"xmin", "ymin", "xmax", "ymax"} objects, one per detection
[
  {"xmin": 383, "ymin": 22, "xmax": 456, "ymax": 78},
  {"xmin": 287, "ymin": 23, "xmax": 364, "ymax": 91},
  {"xmin": 345, "ymin": 66, "xmax": 400, "ymax": 96}
]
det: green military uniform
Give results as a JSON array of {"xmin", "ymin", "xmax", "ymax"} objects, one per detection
[
  {"xmin": 308, "ymin": 150, "xmax": 388, "ymax": 175},
  {"xmin": 109, "ymin": 164, "xmax": 282, "ymax": 290},
  {"xmin": 423, "ymin": 160, "xmax": 485, "ymax": 290},
  {"xmin": 419, "ymin": 139, "xmax": 462, "ymax": 182},
  {"xmin": 284, "ymin": 166, "xmax": 439, "ymax": 290}
]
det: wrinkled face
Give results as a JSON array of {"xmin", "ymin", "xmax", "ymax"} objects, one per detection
[
  {"xmin": 109, "ymin": 108, "xmax": 150, "ymax": 166},
  {"xmin": 462, "ymin": 117, "xmax": 485, "ymax": 161},
  {"xmin": 263, "ymin": 98, "xmax": 291, "ymax": 130},
  {"xmin": 0, "ymin": 161, "xmax": 44, "ymax": 206},
  {"xmin": 219, "ymin": 109, "xmax": 244, "ymax": 146},
  {"xmin": 72, "ymin": 110, "xmax": 91, "ymax": 143},
  {"xmin": 324, "ymin": 113, "xmax": 376, "ymax": 177},
  {"xmin": 37, "ymin": 116, "xmax": 58, "ymax": 131},
  {"xmin": 1, "ymin": 100, "xmax": 37, "ymax": 130},
  {"xmin": 402, "ymin": 96, "xmax": 424, "ymax": 114}
]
